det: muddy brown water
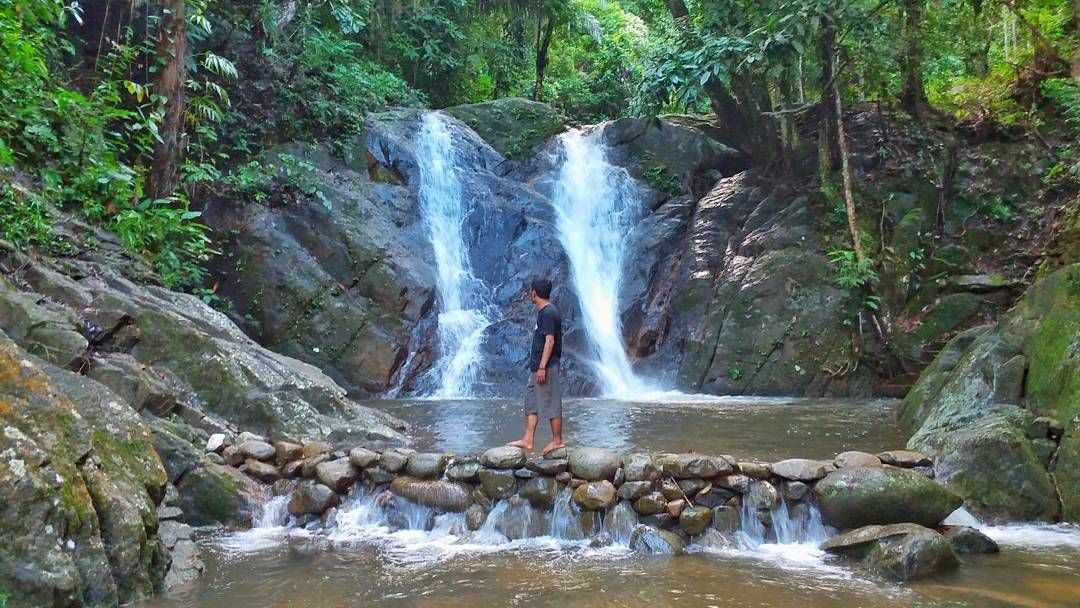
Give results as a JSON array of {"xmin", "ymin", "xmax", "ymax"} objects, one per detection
[{"xmin": 140, "ymin": 397, "xmax": 1080, "ymax": 608}]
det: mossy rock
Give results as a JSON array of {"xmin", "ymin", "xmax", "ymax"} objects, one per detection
[
  {"xmin": 897, "ymin": 293, "xmax": 983, "ymax": 360},
  {"xmin": 175, "ymin": 460, "xmax": 262, "ymax": 527},
  {"xmin": 446, "ymin": 98, "xmax": 566, "ymax": 158}
]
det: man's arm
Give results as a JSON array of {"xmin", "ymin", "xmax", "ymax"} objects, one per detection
[{"xmin": 536, "ymin": 335, "xmax": 555, "ymax": 384}]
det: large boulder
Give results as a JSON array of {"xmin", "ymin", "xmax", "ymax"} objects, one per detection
[
  {"xmin": 822, "ymin": 523, "xmax": 960, "ymax": 581},
  {"xmin": 389, "ymin": 477, "xmax": 473, "ymax": 511},
  {"xmin": 814, "ymin": 467, "xmax": 962, "ymax": 529},
  {"xmin": 520, "ymin": 476, "xmax": 561, "ymax": 510},
  {"xmin": 315, "ymin": 460, "xmax": 359, "ymax": 492},
  {"xmin": 572, "ymin": 481, "xmax": 618, "ymax": 511},
  {"xmin": 899, "ymin": 265, "xmax": 1080, "ymax": 522},
  {"xmin": 481, "ymin": 446, "xmax": 527, "ymax": 469},
  {"xmin": 568, "ymin": 447, "xmax": 622, "ymax": 481},
  {"xmin": 176, "ymin": 459, "xmax": 264, "ymax": 527},
  {"xmin": 445, "ymin": 98, "xmax": 566, "ymax": 157},
  {"xmin": 288, "ymin": 480, "xmax": 340, "ymax": 516}
]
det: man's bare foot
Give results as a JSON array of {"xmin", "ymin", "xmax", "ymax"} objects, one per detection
[
  {"xmin": 506, "ymin": 439, "xmax": 533, "ymax": 450},
  {"xmin": 541, "ymin": 441, "xmax": 565, "ymax": 456}
]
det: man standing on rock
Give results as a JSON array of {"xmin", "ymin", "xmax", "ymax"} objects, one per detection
[{"xmin": 508, "ymin": 276, "xmax": 565, "ymax": 456}]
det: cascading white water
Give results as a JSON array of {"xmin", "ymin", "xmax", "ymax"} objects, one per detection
[
  {"xmin": 416, "ymin": 112, "xmax": 494, "ymax": 398},
  {"xmin": 550, "ymin": 128, "xmax": 654, "ymax": 397}
]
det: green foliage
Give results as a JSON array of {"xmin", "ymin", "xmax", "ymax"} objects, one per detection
[
  {"xmin": 0, "ymin": 183, "xmax": 55, "ymax": 251},
  {"xmin": 730, "ymin": 366, "xmax": 744, "ymax": 381},
  {"xmin": 828, "ymin": 249, "xmax": 879, "ymax": 289},
  {"xmin": 642, "ymin": 163, "xmax": 681, "ymax": 195},
  {"xmin": 112, "ymin": 199, "xmax": 216, "ymax": 287}
]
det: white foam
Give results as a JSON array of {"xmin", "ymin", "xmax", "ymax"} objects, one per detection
[{"xmin": 944, "ymin": 507, "xmax": 1080, "ymax": 550}]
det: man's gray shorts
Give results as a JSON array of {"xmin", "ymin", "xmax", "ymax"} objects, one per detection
[{"xmin": 524, "ymin": 365, "xmax": 562, "ymax": 420}]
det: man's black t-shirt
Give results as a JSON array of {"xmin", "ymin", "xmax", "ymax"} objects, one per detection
[{"xmin": 528, "ymin": 303, "xmax": 562, "ymax": 372}]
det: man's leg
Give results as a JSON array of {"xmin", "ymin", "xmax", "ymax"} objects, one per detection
[
  {"xmin": 541, "ymin": 416, "xmax": 565, "ymax": 456},
  {"xmin": 507, "ymin": 413, "xmax": 538, "ymax": 450}
]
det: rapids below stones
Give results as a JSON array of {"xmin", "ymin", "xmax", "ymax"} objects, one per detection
[{"xmin": 138, "ymin": 398, "xmax": 1080, "ymax": 608}]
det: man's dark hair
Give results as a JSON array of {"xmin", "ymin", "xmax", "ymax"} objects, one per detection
[{"xmin": 531, "ymin": 277, "xmax": 553, "ymax": 299}]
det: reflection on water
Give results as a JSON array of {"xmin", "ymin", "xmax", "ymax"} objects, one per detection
[
  {"xmin": 137, "ymin": 398, "xmax": 1080, "ymax": 608},
  {"xmin": 364, "ymin": 396, "xmax": 906, "ymax": 459}
]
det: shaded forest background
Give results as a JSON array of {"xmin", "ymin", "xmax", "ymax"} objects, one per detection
[{"xmin": 1, "ymin": 0, "xmax": 1078, "ymax": 292}]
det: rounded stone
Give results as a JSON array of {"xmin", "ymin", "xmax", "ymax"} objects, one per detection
[
  {"xmin": 288, "ymin": 480, "xmax": 339, "ymax": 516},
  {"xmin": 273, "ymin": 440, "xmax": 304, "ymax": 465},
  {"xmin": 243, "ymin": 459, "xmax": 281, "ymax": 482},
  {"xmin": 876, "ymin": 450, "xmax": 932, "ymax": 468},
  {"xmin": 389, "ymin": 477, "xmax": 473, "ymax": 511},
  {"xmin": 634, "ymin": 492, "xmax": 668, "ymax": 515},
  {"xmin": 302, "ymin": 441, "xmax": 332, "ymax": 459},
  {"xmin": 572, "ymin": 480, "xmax": 618, "ymax": 510},
  {"xmin": 315, "ymin": 459, "xmax": 359, "ymax": 492},
  {"xmin": 623, "ymin": 453, "xmax": 660, "ymax": 482},
  {"xmin": 664, "ymin": 454, "xmax": 732, "ymax": 479},
  {"xmin": 666, "ymin": 498, "xmax": 686, "ymax": 518},
  {"xmin": 237, "ymin": 440, "xmax": 275, "ymax": 462},
  {"xmin": 835, "ymin": 451, "xmax": 883, "ymax": 468},
  {"xmin": 525, "ymin": 457, "xmax": 568, "ymax": 475},
  {"xmin": 520, "ymin": 476, "xmax": 560, "ymax": 510},
  {"xmin": 446, "ymin": 459, "xmax": 482, "ymax": 481},
  {"xmin": 478, "ymin": 468, "xmax": 517, "ymax": 499},
  {"xmin": 618, "ymin": 480, "xmax": 653, "ymax": 501},
  {"xmin": 679, "ymin": 506, "xmax": 713, "ymax": 535},
  {"xmin": 712, "ymin": 505, "xmax": 740, "ymax": 533},
  {"xmin": 715, "ymin": 474, "xmax": 752, "ymax": 494},
  {"xmin": 568, "ymin": 447, "xmax": 622, "ymax": 481},
  {"xmin": 629, "ymin": 525, "xmax": 686, "ymax": 555},
  {"xmin": 481, "ymin": 446, "xmax": 527, "ymax": 469},
  {"xmin": 678, "ymin": 478, "xmax": 708, "ymax": 495},
  {"xmin": 380, "ymin": 448, "xmax": 415, "ymax": 472},
  {"xmin": 782, "ymin": 481, "xmax": 808, "ymax": 501},
  {"xmin": 943, "ymin": 526, "xmax": 1000, "ymax": 554},
  {"xmin": 405, "ymin": 453, "xmax": 449, "ymax": 479},
  {"xmin": 815, "ymin": 466, "xmax": 963, "ymax": 529},
  {"xmin": 348, "ymin": 447, "xmax": 380, "ymax": 468},
  {"xmin": 736, "ymin": 461, "xmax": 773, "ymax": 479},
  {"xmin": 771, "ymin": 458, "xmax": 832, "ymax": 481},
  {"xmin": 746, "ymin": 480, "xmax": 780, "ymax": 509},
  {"xmin": 300, "ymin": 454, "xmax": 330, "ymax": 478},
  {"xmin": 465, "ymin": 504, "xmax": 488, "ymax": 531}
]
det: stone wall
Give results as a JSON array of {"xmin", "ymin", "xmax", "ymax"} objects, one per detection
[{"xmin": 206, "ymin": 435, "xmax": 998, "ymax": 582}]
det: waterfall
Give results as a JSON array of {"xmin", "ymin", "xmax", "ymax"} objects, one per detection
[
  {"xmin": 254, "ymin": 495, "xmax": 291, "ymax": 528},
  {"xmin": 735, "ymin": 499, "xmax": 830, "ymax": 549},
  {"xmin": 416, "ymin": 112, "xmax": 494, "ymax": 398},
  {"xmin": 550, "ymin": 128, "xmax": 654, "ymax": 397}
]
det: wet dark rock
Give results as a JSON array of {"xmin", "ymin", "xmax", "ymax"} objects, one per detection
[
  {"xmin": 365, "ymin": 466, "xmax": 396, "ymax": 485},
  {"xmin": 244, "ymin": 459, "xmax": 282, "ymax": 483},
  {"xmin": 736, "ymin": 462, "xmax": 773, "ymax": 479},
  {"xmin": 389, "ymin": 477, "xmax": 473, "ymax": 511},
  {"xmin": 525, "ymin": 457, "xmax": 568, "ymax": 475},
  {"xmin": 677, "ymin": 478, "xmax": 708, "ymax": 495},
  {"xmin": 303, "ymin": 441, "xmax": 333, "ymax": 459},
  {"xmin": 479, "ymin": 468, "xmax": 517, "ymax": 499},
  {"xmin": 715, "ymin": 474, "xmax": 752, "ymax": 494},
  {"xmin": 176, "ymin": 459, "xmax": 264, "ymax": 527},
  {"xmin": 823, "ymin": 524, "xmax": 960, "ymax": 582},
  {"xmin": 572, "ymin": 480, "xmax": 617, "ymax": 510},
  {"xmin": 465, "ymin": 504, "xmax": 488, "ymax": 531},
  {"xmin": 274, "ymin": 440, "xmax": 304, "ymax": 465},
  {"xmin": 712, "ymin": 506, "xmax": 741, "ymax": 533},
  {"xmin": 943, "ymin": 526, "xmax": 1000, "ymax": 554},
  {"xmin": 380, "ymin": 448, "xmax": 415, "ymax": 472},
  {"xmin": 624, "ymin": 453, "xmax": 660, "ymax": 482},
  {"xmin": 815, "ymin": 467, "xmax": 962, "ymax": 529},
  {"xmin": 520, "ymin": 476, "xmax": 560, "ymax": 510},
  {"xmin": 876, "ymin": 450, "xmax": 932, "ymax": 468},
  {"xmin": 481, "ymin": 446, "xmax": 527, "ymax": 469},
  {"xmin": 300, "ymin": 454, "xmax": 330, "ymax": 478},
  {"xmin": 630, "ymin": 525, "xmax": 686, "ymax": 555},
  {"xmin": 678, "ymin": 506, "xmax": 713, "ymax": 535},
  {"xmin": 663, "ymin": 453, "xmax": 733, "ymax": 479},
  {"xmin": 315, "ymin": 460, "xmax": 359, "ymax": 492},
  {"xmin": 695, "ymin": 487, "xmax": 737, "ymax": 508},
  {"xmin": 746, "ymin": 480, "xmax": 780, "ymax": 510},
  {"xmin": 781, "ymin": 481, "xmax": 808, "ymax": 502},
  {"xmin": 405, "ymin": 452, "xmax": 450, "ymax": 479},
  {"xmin": 660, "ymin": 478, "xmax": 684, "ymax": 501},
  {"xmin": 568, "ymin": 447, "xmax": 622, "ymax": 481},
  {"xmin": 514, "ymin": 467, "xmax": 537, "ymax": 479},
  {"xmin": 446, "ymin": 459, "xmax": 482, "ymax": 481},
  {"xmin": 288, "ymin": 481, "xmax": 340, "ymax": 516},
  {"xmin": 618, "ymin": 481, "xmax": 653, "ymax": 501}
]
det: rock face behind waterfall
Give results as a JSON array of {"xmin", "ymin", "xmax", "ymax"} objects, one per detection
[{"xmin": 899, "ymin": 264, "xmax": 1080, "ymax": 522}]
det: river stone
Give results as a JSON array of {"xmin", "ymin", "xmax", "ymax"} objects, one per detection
[
  {"xmin": 223, "ymin": 445, "xmax": 244, "ymax": 466},
  {"xmin": 823, "ymin": 524, "xmax": 959, "ymax": 581},
  {"xmin": 624, "ymin": 453, "xmax": 660, "ymax": 482},
  {"xmin": 943, "ymin": 526, "xmax": 1000, "ymax": 554},
  {"xmin": 514, "ymin": 468, "xmax": 537, "ymax": 479},
  {"xmin": 525, "ymin": 457, "xmax": 567, "ymax": 475},
  {"xmin": 205, "ymin": 452, "xmax": 226, "ymax": 466},
  {"xmin": 481, "ymin": 446, "xmax": 527, "ymax": 469},
  {"xmin": 712, "ymin": 506, "xmax": 741, "ymax": 533},
  {"xmin": 573, "ymin": 480, "xmax": 618, "ymax": 510},
  {"xmin": 348, "ymin": 447, "xmax": 380, "ymax": 468},
  {"xmin": 630, "ymin": 525, "xmax": 686, "ymax": 555},
  {"xmin": 365, "ymin": 466, "xmax": 396, "ymax": 485},
  {"xmin": 288, "ymin": 481, "xmax": 339, "ymax": 515},
  {"xmin": 835, "ymin": 451, "xmax": 882, "ymax": 468},
  {"xmin": 315, "ymin": 460, "xmax": 359, "ymax": 492},
  {"xmin": 405, "ymin": 453, "xmax": 449, "ymax": 479},
  {"xmin": 678, "ymin": 478, "xmax": 708, "ymax": 495},
  {"xmin": 815, "ymin": 466, "xmax": 963, "ymax": 529},
  {"xmin": 273, "ymin": 440, "xmax": 304, "ymax": 465},
  {"xmin": 300, "ymin": 454, "xmax": 330, "ymax": 478},
  {"xmin": 746, "ymin": 480, "xmax": 780, "ymax": 509},
  {"xmin": 446, "ymin": 459, "xmax": 482, "ymax": 481},
  {"xmin": 389, "ymin": 477, "xmax": 473, "ymax": 511},
  {"xmin": 238, "ymin": 431, "xmax": 267, "ymax": 444},
  {"xmin": 465, "ymin": 504, "xmax": 488, "ymax": 531},
  {"xmin": 772, "ymin": 458, "xmax": 831, "ymax": 481},
  {"xmin": 667, "ymin": 499, "xmax": 686, "ymax": 518},
  {"xmin": 302, "ymin": 441, "xmax": 332, "ymax": 459},
  {"xmin": 877, "ymin": 450, "xmax": 932, "ymax": 468},
  {"xmin": 716, "ymin": 474, "xmax": 752, "ymax": 494},
  {"xmin": 603, "ymin": 500, "xmax": 639, "ymax": 542},
  {"xmin": 243, "ymin": 459, "xmax": 281, "ymax": 483},
  {"xmin": 664, "ymin": 454, "xmax": 732, "ymax": 478},
  {"xmin": 634, "ymin": 492, "xmax": 668, "ymax": 515},
  {"xmin": 782, "ymin": 481, "xmax": 809, "ymax": 501},
  {"xmin": 618, "ymin": 480, "xmax": 653, "ymax": 501},
  {"xmin": 380, "ymin": 448, "xmax": 415, "ymax": 472},
  {"xmin": 238, "ymin": 440, "xmax": 276, "ymax": 462},
  {"xmin": 206, "ymin": 433, "xmax": 228, "ymax": 453},
  {"xmin": 520, "ymin": 476, "xmax": 560, "ymax": 510},
  {"xmin": 679, "ymin": 506, "xmax": 713, "ymax": 535},
  {"xmin": 660, "ymin": 478, "xmax": 683, "ymax": 500},
  {"xmin": 695, "ymin": 487, "xmax": 736, "ymax": 508},
  {"xmin": 694, "ymin": 527, "xmax": 737, "ymax": 549},
  {"xmin": 568, "ymin": 447, "xmax": 622, "ymax": 481},
  {"xmin": 479, "ymin": 468, "xmax": 517, "ymax": 499},
  {"xmin": 736, "ymin": 461, "xmax": 773, "ymax": 479}
]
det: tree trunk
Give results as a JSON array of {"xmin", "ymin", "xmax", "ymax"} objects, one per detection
[
  {"xmin": 667, "ymin": 0, "xmax": 689, "ymax": 19},
  {"xmin": 532, "ymin": 15, "xmax": 556, "ymax": 101},
  {"xmin": 147, "ymin": 0, "xmax": 187, "ymax": 201},
  {"xmin": 900, "ymin": 0, "xmax": 927, "ymax": 116},
  {"xmin": 1071, "ymin": 0, "xmax": 1080, "ymax": 86},
  {"xmin": 821, "ymin": 15, "xmax": 864, "ymax": 262},
  {"xmin": 818, "ymin": 20, "xmax": 840, "ymax": 171}
]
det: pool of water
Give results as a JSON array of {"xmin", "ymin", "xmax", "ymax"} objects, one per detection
[
  {"xmin": 139, "ymin": 397, "xmax": 1080, "ymax": 608},
  {"xmin": 365, "ymin": 396, "xmax": 908, "ymax": 460}
]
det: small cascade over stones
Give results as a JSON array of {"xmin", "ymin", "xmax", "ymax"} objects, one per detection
[
  {"xmin": 415, "ymin": 111, "xmax": 495, "ymax": 398},
  {"xmin": 735, "ymin": 499, "xmax": 830, "ymax": 549},
  {"xmin": 255, "ymin": 494, "xmax": 291, "ymax": 529},
  {"xmin": 550, "ymin": 128, "xmax": 656, "ymax": 397}
]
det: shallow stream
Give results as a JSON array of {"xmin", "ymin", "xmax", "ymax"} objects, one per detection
[{"xmin": 140, "ymin": 397, "xmax": 1080, "ymax": 608}]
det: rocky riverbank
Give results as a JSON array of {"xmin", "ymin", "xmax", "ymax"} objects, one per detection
[{"xmin": 204, "ymin": 433, "xmax": 999, "ymax": 583}]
